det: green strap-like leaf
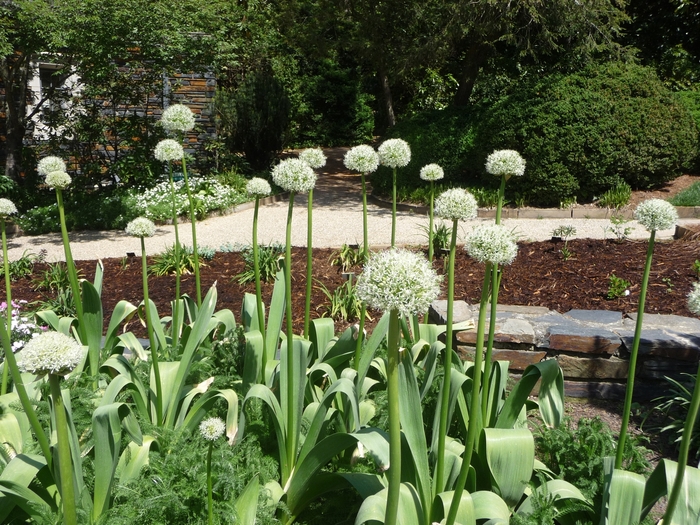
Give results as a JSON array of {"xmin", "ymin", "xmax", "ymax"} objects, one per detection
[
  {"xmin": 599, "ymin": 456, "xmax": 645, "ymax": 525},
  {"xmin": 103, "ymin": 300, "xmax": 137, "ymax": 351},
  {"xmin": 643, "ymin": 459, "xmax": 700, "ymax": 524},
  {"xmin": 115, "ymin": 435, "xmax": 157, "ymax": 484},
  {"xmin": 266, "ymin": 270, "xmax": 286, "ymax": 360},
  {"xmin": 479, "ymin": 428, "xmax": 534, "ymax": 508},
  {"xmin": 233, "ymin": 474, "xmax": 260, "ymax": 525},
  {"xmin": 242, "ymin": 330, "xmax": 264, "ymax": 391},
  {"xmin": 82, "ymin": 280, "xmax": 104, "ymax": 375}
]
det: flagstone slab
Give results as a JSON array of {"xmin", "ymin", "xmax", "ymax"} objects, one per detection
[
  {"xmin": 564, "ymin": 309, "xmax": 623, "ymax": 325},
  {"xmin": 618, "ymin": 329, "xmax": 700, "ymax": 362},
  {"xmin": 547, "ymin": 324, "xmax": 620, "ymax": 355},
  {"xmin": 557, "ymin": 355, "xmax": 628, "ymax": 379}
]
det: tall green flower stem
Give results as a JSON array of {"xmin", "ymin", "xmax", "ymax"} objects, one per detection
[
  {"xmin": 55, "ymin": 189, "xmax": 85, "ymax": 343},
  {"xmin": 0, "ymin": 244, "xmax": 51, "ymax": 464},
  {"xmin": 206, "ymin": 440, "xmax": 215, "ymax": 525},
  {"xmin": 252, "ymin": 196, "xmax": 267, "ymax": 362},
  {"xmin": 615, "ymin": 231, "xmax": 656, "ymax": 469},
  {"xmin": 49, "ymin": 373, "xmax": 77, "ymax": 525},
  {"xmin": 361, "ymin": 173, "xmax": 369, "ymax": 257},
  {"xmin": 384, "ymin": 308, "xmax": 401, "ymax": 525},
  {"xmin": 353, "ymin": 307, "xmax": 367, "ymax": 370},
  {"xmin": 284, "ymin": 193, "xmax": 298, "ymax": 467},
  {"xmin": 434, "ymin": 219, "xmax": 458, "ymax": 494},
  {"xmin": 181, "ymin": 156, "xmax": 202, "ymax": 306},
  {"xmin": 664, "ymin": 360, "xmax": 700, "ymax": 524},
  {"xmin": 168, "ymin": 164, "xmax": 182, "ymax": 353},
  {"xmin": 427, "ymin": 181, "xmax": 436, "ymax": 262},
  {"xmin": 304, "ymin": 189, "xmax": 313, "ymax": 338},
  {"xmin": 1, "ymin": 217, "xmax": 12, "ymax": 394},
  {"xmin": 140, "ymin": 236, "xmax": 162, "ymax": 423},
  {"xmin": 391, "ymin": 168, "xmax": 397, "ymax": 248},
  {"xmin": 446, "ymin": 266, "xmax": 492, "ymax": 525}
]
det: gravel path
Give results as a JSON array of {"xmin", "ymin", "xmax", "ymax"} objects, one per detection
[{"xmin": 5, "ymin": 148, "xmax": 696, "ymax": 262}]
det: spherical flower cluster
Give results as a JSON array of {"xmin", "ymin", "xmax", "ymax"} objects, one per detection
[
  {"xmin": 633, "ymin": 199, "xmax": 678, "ymax": 232},
  {"xmin": 465, "ymin": 224, "xmax": 518, "ymax": 266},
  {"xmin": 0, "ymin": 198, "xmax": 17, "ymax": 217},
  {"xmin": 199, "ymin": 416, "xmax": 226, "ymax": 441},
  {"xmin": 45, "ymin": 171, "xmax": 72, "ymax": 190},
  {"xmin": 419, "ymin": 164, "xmax": 444, "ymax": 182},
  {"xmin": 246, "ymin": 177, "xmax": 272, "ymax": 198},
  {"xmin": 16, "ymin": 331, "xmax": 84, "ymax": 376},
  {"xmin": 688, "ymin": 283, "xmax": 700, "ymax": 316},
  {"xmin": 299, "ymin": 148, "xmax": 327, "ymax": 169},
  {"xmin": 434, "ymin": 188, "xmax": 478, "ymax": 222},
  {"xmin": 161, "ymin": 104, "xmax": 196, "ymax": 133},
  {"xmin": 125, "ymin": 217, "xmax": 156, "ymax": 238},
  {"xmin": 154, "ymin": 139, "xmax": 184, "ymax": 162},
  {"xmin": 271, "ymin": 158, "xmax": 316, "ymax": 194},
  {"xmin": 378, "ymin": 139, "xmax": 411, "ymax": 169},
  {"xmin": 344, "ymin": 145, "xmax": 379, "ymax": 174},
  {"xmin": 37, "ymin": 156, "xmax": 66, "ymax": 177},
  {"xmin": 485, "ymin": 150, "xmax": 526, "ymax": 178},
  {"xmin": 356, "ymin": 248, "xmax": 441, "ymax": 317}
]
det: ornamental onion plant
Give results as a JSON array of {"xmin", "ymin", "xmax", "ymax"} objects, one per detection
[
  {"xmin": 419, "ymin": 164, "xmax": 445, "ymax": 263},
  {"xmin": 446, "ymin": 224, "xmax": 517, "ymax": 525},
  {"xmin": 17, "ymin": 331, "xmax": 84, "ymax": 525},
  {"xmin": 378, "ymin": 139, "xmax": 411, "ymax": 248},
  {"xmin": 356, "ymin": 249, "xmax": 441, "ymax": 525},
  {"xmin": 431, "ymin": 188, "xmax": 477, "ymax": 495},
  {"xmin": 299, "ymin": 148, "xmax": 327, "ymax": 338},
  {"xmin": 125, "ymin": 217, "xmax": 162, "ymax": 422},
  {"xmin": 154, "ymin": 138, "xmax": 185, "ymax": 352},
  {"xmin": 161, "ymin": 105, "xmax": 202, "ymax": 305},
  {"xmin": 0, "ymin": 198, "xmax": 17, "ymax": 394},
  {"xmin": 616, "ymin": 198, "xmax": 678, "ymax": 469},
  {"xmin": 271, "ymin": 157, "xmax": 316, "ymax": 468},
  {"xmin": 200, "ymin": 416, "xmax": 226, "ymax": 525},
  {"xmin": 482, "ymin": 149, "xmax": 526, "ymax": 421},
  {"xmin": 246, "ymin": 177, "xmax": 272, "ymax": 367},
  {"xmin": 664, "ymin": 284, "xmax": 700, "ymax": 524}
]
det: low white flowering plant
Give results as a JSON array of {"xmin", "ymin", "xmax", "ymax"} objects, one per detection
[
  {"xmin": 161, "ymin": 104, "xmax": 196, "ymax": 133},
  {"xmin": 45, "ymin": 171, "xmax": 72, "ymax": 190},
  {"xmin": 199, "ymin": 416, "xmax": 226, "ymax": 441},
  {"xmin": 16, "ymin": 330, "xmax": 84, "ymax": 376},
  {"xmin": 272, "ymin": 158, "xmax": 316, "ymax": 194},
  {"xmin": 0, "ymin": 198, "xmax": 17, "ymax": 217},
  {"xmin": 0, "ymin": 300, "xmax": 44, "ymax": 353},
  {"xmin": 485, "ymin": 149, "xmax": 526, "ymax": 178},
  {"xmin": 378, "ymin": 138, "xmax": 411, "ymax": 169},
  {"xmin": 299, "ymin": 148, "xmax": 327, "ymax": 169},
  {"xmin": 465, "ymin": 224, "xmax": 518, "ymax": 266},
  {"xmin": 633, "ymin": 198, "xmax": 678, "ymax": 232},
  {"xmin": 154, "ymin": 139, "xmax": 185, "ymax": 163},
  {"xmin": 688, "ymin": 282, "xmax": 700, "ymax": 316},
  {"xmin": 434, "ymin": 188, "xmax": 478, "ymax": 222},
  {"xmin": 125, "ymin": 217, "xmax": 156, "ymax": 238},
  {"xmin": 344, "ymin": 145, "xmax": 380, "ymax": 174},
  {"xmin": 37, "ymin": 156, "xmax": 66, "ymax": 177},
  {"xmin": 356, "ymin": 248, "xmax": 441, "ymax": 317},
  {"xmin": 419, "ymin": 163, "xmax": 444, "ymax": 182},
  {"xmin": 246, "ymin": 177, "xmax": 272, "ymax": 198}
]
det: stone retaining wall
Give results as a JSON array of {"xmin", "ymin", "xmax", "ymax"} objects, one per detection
[{"xmin": 429, "ymin": 300, "xmax": 700, "ymax": 401}]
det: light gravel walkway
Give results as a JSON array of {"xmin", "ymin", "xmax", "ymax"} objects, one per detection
[{"xmin": 5, "ymin": 155, "xmax": 697, "ymax": 262}]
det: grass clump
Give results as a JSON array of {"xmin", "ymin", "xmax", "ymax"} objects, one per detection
[{"xmin": 669, "ymin": 181, "xmax": 700, "ymax": 206}]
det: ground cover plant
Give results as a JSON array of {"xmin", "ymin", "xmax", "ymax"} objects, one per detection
[{"xmin": 1, "ymin": 141, "xmax": 700, "ymax": 525}]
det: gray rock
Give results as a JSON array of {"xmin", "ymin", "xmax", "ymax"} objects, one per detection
[
  {"xmin": 564, "ymin": 309, "xmax": 622, "ymax": 325},
  {"xmin": 547, "ymin": 323, "xmax": 621, "ymax": 355}
]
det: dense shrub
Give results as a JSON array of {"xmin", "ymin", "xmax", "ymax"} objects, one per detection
[{"xmin": 378, "ymin": 62, "xmax": 698, "ymax": 207}]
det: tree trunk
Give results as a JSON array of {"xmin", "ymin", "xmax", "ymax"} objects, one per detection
[
  {"xmin": 1, "ymin": 54, "xmax": 30, "ymax": 182},
  {"xmin": 377, "ymin": 64, "xmax": 396, "ymax": 128},
  {"xmin": 453, "ymin": 43, "xmax": 490, "ymax": 107}
]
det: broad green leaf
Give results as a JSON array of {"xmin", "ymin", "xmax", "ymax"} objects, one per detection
[
  {"xmin": 600, "ymin": 457, "xmax": 645, "ymax": 525},
  {"xmin": 471, "ymin": 490, "xmax": 511, "ymax": 522},
  {"xmin": 93, "ymin": 259, "xmax": 104, "ymax": 294},
  {"xmin": 517, "ymin": 479, "xmax": 592, "ymax": 521},
  {"xmin": 357, "ymin": 312, "xmax": 390, "ymax": 387},
  {"xmin": 643, "ymin": 459, "xmax": 700, "ymax": 524},
  {"xmin": 241, "ymin": 385, "xmax": 287, "ymax": 482},
  {"xmin": 355, "ymin": 483, "xmax": 423, "ymax": 525},
  {"xmin": 116, "ymin": 435, "xmax": 157, "ymax": 484},
  {"xmin": 103, "ymin": 300, "xmax": 137, "ymax": 351},
  {"xmin": 234, "ymin": 474, "xmax": 259, "ymax": 525},
  {"xmin": 242, "ymin": 292, "xmax": 258, "ymax": 332},
  {"xmin": 117, "ymin": 331, "xmax": 148, "ymax": 361},
  {"xmin": 436, "ymin": 490, "xmax": 476, "ymax": 525},
  {"xmin": 265, "ymin": 270, "xmax": 286, "ymax": 360},
  {"xmin": 242, "ymin": 330, "xmax": 264, "ymax": 391},
  {"xmin": 310, "ymin": 317, "xmax": 335, "ymax": 362},
  {"xmin": 339, "ymin": 472, "xmax": 386, "ymax": 499},
  {"xmin": 0, "ymin": 412, "xmax": 24, "ymax": 457},
  {"xmin": 479, "ymin": 428, "xmax": 534, "ymax": 508},
  {"xmin": 82, "ymin": 280, "xmax": 103, "ymax": 374},
  {"xmin": 182, "ymin": 388, "xmax": 239, "ymax": 445}
]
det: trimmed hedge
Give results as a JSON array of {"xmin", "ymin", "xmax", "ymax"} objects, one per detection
[{"xmin": 378, "ymin": 62, "xmax": 699, "ymax": 207}]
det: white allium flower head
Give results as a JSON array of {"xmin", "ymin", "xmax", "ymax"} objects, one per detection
[
  {"xmin": 420, "ymin": 164, "xmax": 444, "ymax": 182},
  {"xmin": 0, "ymin": 198, "xmax": 18, "ymax": 217},
  {"xmin": 125, "ymin": 217, "xmax": 156, "ymax": 238},
  {"xmin": 37, "ymin": 156, "xmax": 66, "ymax": 177},
  {"xmin": 633, "ymin": 199, "xmax": 678, "ymax": 232},
  {"xmin": 199, "ymin": 416, "xmax": 226, "ymax": 441},
  {"xmin": 16, "ymin": 331, "xmax": 84, "ymax": 376},
  {"xmin": 271, "ymin": 158, "xmax": 316, "ymax": 194},
  {"xmin": 465, "ymin": 224, "xmax": 518, "ymax": 266},
  {"xmin": 434, "ymin": 188, "xmax": 478, "ymax": 221},
  {"xmin": 246, "ymin": 177, "xmax": 272, "ymax": 198},
  {"xmin": 688, "ymin": 282, "xmax": 700, "ymax": 316},
  {"xmin": 161, "ymin": 104, "xmax": 196, "ymax": 133},
  {"xmin": 378, "ymin": 138, "xmax": 411, "ymax": 169},
  {"xmin": 299, "ymin": 148, "xmax": 327, "ymax": 169},
  {"xmin": 45, "ymin": 171, "xmax": 72, "ymax": 190},
  {"xmin": 344, "ymin": 145, "xmax": 380, "ymax": 174},
  {"xmin": 154, "ymin": 139, "xmax": 184, "ymax": 162},
  {"xmin": 356, "ymin": 248, "xmax": 441, "ymax": 317},
  {"xmin": 485, "ymin": 150, "xmax": 526, "ymax": 178}
]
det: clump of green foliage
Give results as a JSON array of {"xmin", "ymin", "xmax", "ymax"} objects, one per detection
[
  {"xmin": 669, "ymin": 182, "xmax": 700, "ymax": 206},
  {"xmin": 598, "ymin": 182, "xmax": 632, "ymax": 209},
  {"xmin": 317, "ymin": 277, "xmax": 370, "ymax": 323},
  {"xmin": 234, "ymin": 242, "xmax": 284, "ymax": 284},
  {"xmin": 607, "ymin": 274, "xmax": 631, "ymax": 299},
  {"xmin": 150, "ymin": 244, "xmax": 200, "ymax": 276},
  {"xmin": 329, "ymin": 243, "xmax": 366, "ymax": 272},
  {"xmin": 33, "ymin": 262, "xmax": 84, "ymax": 316},
  {"xmin": 0, "ymin": 250, "xmax": 44, "ymax": 280}
]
